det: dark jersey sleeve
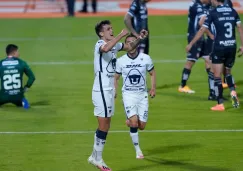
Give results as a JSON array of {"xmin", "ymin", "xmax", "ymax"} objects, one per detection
[
  {"xmin": 234, "ymin": 9, "xmax": 241, "ymax": 25},
  {"xmin": 203, "ymin": 10, "xmax": 213, "ymax": 28},
  {"xmin": 127, "ymin": 0, "xmax": 139, "ymax": 17},
  {"xmin": 23, "ymin": 61, "xmax": 35, "ymax": 88}
]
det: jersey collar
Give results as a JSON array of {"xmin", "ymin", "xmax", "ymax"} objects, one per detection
[{"xmin": 127, "ymin": 52, "xmax": 140, "ymax": 60}]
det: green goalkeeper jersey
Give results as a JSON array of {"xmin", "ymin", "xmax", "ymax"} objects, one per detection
[{"xmin": 0, "ymin": 57, "xmax": 35, "ymax": 97}]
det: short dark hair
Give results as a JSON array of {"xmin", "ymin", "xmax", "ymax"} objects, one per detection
[
  {"xmin": 6, "ymin": 44, "xmax": 18, "ymax": 55},
  {"xmin": 95, "ymin": 20, "xmax": 111, "ymax": 37},
  {"xmin": 217, "ymin": 0, "xmax": 224, "ymax": 3},
  {"xmin": 125, "ymin": 34, "xmax": 137, "ymax": 42}
]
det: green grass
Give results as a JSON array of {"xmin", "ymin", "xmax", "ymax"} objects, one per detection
[{"xmin": 0, "ymin": 16, "xmax": 243, "ymax": 171}]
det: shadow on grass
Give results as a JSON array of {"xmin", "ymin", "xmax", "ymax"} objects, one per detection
[
  {"xmin": 118, "ymin": 144, "xmax": 231, "ymax": 171},
  {"xmin": 31, "ymin": 100, "xmax": 50, "ymax": 106}
]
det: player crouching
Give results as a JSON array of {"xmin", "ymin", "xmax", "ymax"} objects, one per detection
[
  {"xmin": 115, "ymin": 34, "xmax": 156, "ymax": 159},
  {"xmin": 0, "ymin": 44, "xmax": 35, "ymax": 109}
]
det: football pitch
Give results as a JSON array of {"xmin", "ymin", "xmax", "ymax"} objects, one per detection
[{"xmin": 0, "ymin": 16, "xmax": 243, "ymax": 171}]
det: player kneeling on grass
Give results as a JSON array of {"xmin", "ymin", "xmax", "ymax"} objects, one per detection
[
  {"xmin": 0, "ymin": 44, "xmax": 35, "ymax": 109},
  {"xmin": 114, "ymin": 34, "xmax": 156, "ymax": 159}
]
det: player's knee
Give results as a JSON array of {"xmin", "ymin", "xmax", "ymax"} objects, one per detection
[
  {"xmin": 138, "ymin": 122, "xmax": 146, "ymax": 130},
  {"xmin": 185, "ymin": 61, "xmax": 194, "ymax": 69},
  {"xmin": 225, "ymin": 68, "xmax": 231, "ymax": 75},
  {"xmin": 129, "ymin": 120, "xmax": 138, "ymax": 128},
  {"xmin": 129, "ymin": 115, "xmax": 138, "ymax": 127},
  {"xmin": 98, "ymin": 117, "xmax": 111, "ymax": 132}
]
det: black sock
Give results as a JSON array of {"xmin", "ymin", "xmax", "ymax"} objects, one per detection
[
  {"xmin": 208, "ymin": 71, "xmax": 215, "ymax": 96},
  {"xmin": 130, "ymin": 127, "xmax": 138, "ymax": 133},
  {"xmin": 225, "ymin": 74, "xmax": 235, "ymax": 91},
  {"xmin": 181, "ymin": 68, "xmax": 191, "ymax": 87},
  {"xmin": 214, "ymin": 77, "xmax": 224, "ymax": 104},
  {"xmin": 96, "ymin": 129, "xmax": 108, "ymax": 140}
]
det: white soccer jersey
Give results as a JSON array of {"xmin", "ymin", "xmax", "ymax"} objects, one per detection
[
  {"xmin": 92, "ymin": 40, "xmax": 124, "ymax": 91},
  {"xmin": 116, "ymin": 52, "xmax": 154, "ymax": 92}
]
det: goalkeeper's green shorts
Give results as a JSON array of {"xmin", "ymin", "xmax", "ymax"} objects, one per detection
[{"xmin": 0, "ymin": 93, "xmax": 24, "ymax": 107}]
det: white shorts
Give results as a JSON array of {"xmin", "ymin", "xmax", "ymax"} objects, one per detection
[
  {"xmin": 122, "ymin": 91, "xmax": 149, "ymax": 122},
  {"xmin": 92, "ymin": 90, "xmax": 115, "ymax": 118}
]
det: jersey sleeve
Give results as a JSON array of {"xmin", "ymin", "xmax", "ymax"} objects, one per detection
[
  {"xmin": 235, "ymin": 10, "xmax": 241, "ymax": 25},
  {"xmin": 95, "ymin": 40, "xmax": 106, "ymax": 54},
  {"xmin": 115, "ymin": 42, "xmax": 124, "ymax": 52},
  {"xmin": 203, "ymin": 10, "xmax": 213, "ymax": 28},
  {"xmin": 127, "ymin": 0, "xmax": 139, "ymax": 17},
  {"xmin": 115, "ymin": 58, "xmax": 122, "ymax": 74},
  {"xmin": 146, "ymin": 56, "xmax": 154, "ymax": 72},
  {"xmin": 23, "ymin": 61, "xmax": 36, "ymax": 88}
]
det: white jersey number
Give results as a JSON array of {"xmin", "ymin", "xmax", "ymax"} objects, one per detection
[
  {"xmin": 3, "ymin": 74, "xmax": 21, "ymax": 90},
  {"xmin": 224, "ymin": 22, "xmax": 233, "ymax": 38}
]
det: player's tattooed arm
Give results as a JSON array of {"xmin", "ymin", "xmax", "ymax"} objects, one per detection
[
  {"xmin": 186, "ymin": 26, "xmax": 206, "ymax": 52},
  {"xmin": 149, "ymin": 69, "xmax": 156, "ymax": 98},
  {"xmin": 114, "ymin": 73, "xmax": 121, "ymax": 98},
  {"xmin": 122, "ymin": 30, "xmax": 148, "ymax": 52},
  {"xmin": 100, "ymin": 29, "xmax": 129, "ymax": 53},
  {"xmin": 124, "ymin": 13, "xmax": 140, "ymax": 38},
  {"xmin": 237, "ymin": 23, "xmax": 243, "ymax": 57}
]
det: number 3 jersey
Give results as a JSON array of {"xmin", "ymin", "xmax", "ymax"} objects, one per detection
[
  {"xmin": 92, "ymin": 40, "xmax": 124, "ymax": 91},
  {"xmin": 203, "ymin": 5, "xmax": 241, "ymax": 49},
  {"xmin": 0, "ymin": 57, "xmax": 35, "ymax": 96},
  {"xmin": 116, "ymin": 52, "xmax": 154, "ymax": 93}
]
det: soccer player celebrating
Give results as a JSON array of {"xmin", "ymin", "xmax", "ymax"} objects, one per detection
[
  {"xmin": 0, "ymin": 44, "xmax": 35, "ymax": 108},
  {"xmin": 186, "ymin": 0, "xmax": 243, "ymax": 111},
  {"xmin": 88, "ymin": 20, "xmax": 148, "ymax": 171},
  {"xmin": 114, "ymin": 34, "xmax": 156, "ymax": 159},
  {"xmin": 124, "ymin": 0, "xmax": 150, "ymax": 54},
  {"xmin": 178, "ymin": 0, "xmax": 212, "ymax": 94}
]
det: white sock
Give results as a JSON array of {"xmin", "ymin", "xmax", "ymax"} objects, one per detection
[
  {"xmin": 92, "ymin": 133, "xmax": 106, "ymax": 161},
  {"xmin": 130, "ymin": 132, "xmax": 141, "ymax": 152}
]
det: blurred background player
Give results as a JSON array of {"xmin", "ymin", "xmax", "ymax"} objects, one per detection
[
  {"xmin": 178, "ymin": 0, "xmax": 212, "ymax": 94},
  {"xmin": 222, "ymin": 0, "xmax": 233, "ymax": 88},
  {"xmin": 65, "ymin": 0, "xmax": 75, "ymax": 17},
  {"xmin": 114, "ymin": 34, "xmax": 155, "ymax": 159},
  {"xmin": 187, "ymin": 0, "xmax": 243, "ymax": 111},
  {"xmin": 0, "ymin": 44, "xmax": 35, "ymax": 109},
  {"xmin": 79, "ymin": 0, "xmax": 97, "ymax": 13},
  {"xmin": 88, "ymin": 20, "xmax": 148, "ymax": 171},
  {"xmin": 124, "ymin": 0, "xmax": 150, "ymax": 54},
  {"xmin": 200, "ymin": 0, "xmax": 234, "ymax": 100}
]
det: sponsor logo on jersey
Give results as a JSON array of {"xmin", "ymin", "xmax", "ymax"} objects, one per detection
[
  {"xmin": 217, "ymin": 7, "xmax": 232, "ymax": 13},
  {"xmin": 2, "ymin": 60, "xmax": 19, "ymax": 66},
  {"xmin": 219, "ymin": 40, "xmax": 236, "ymax": 46},
  {"xmin": 125, "ymin": 64, "xmax": 143, "ymax": 68}
]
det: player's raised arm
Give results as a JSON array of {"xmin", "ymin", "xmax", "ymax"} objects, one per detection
[
  {"xmin": 124, "ymin": 13, "xmax": 140, "ymax": 38},
  {"xmin": 23, "ymin": 62, "xmax": 35, "ymax": 91},
  {"xmin": 100, "ymin": 29, "xmax": 129, "ymax": 53},
  {"xmin": 124, "ymin": 0, "xmax": 140, "ymax": 38},
  {"xmin": 122, "ymin": 30, "xmax": 148, "ymax": 52}
]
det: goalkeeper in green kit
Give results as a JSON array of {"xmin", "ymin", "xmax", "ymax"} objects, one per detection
[{"xmin": 0, "ymin": 44, "xmax": 35, "ymax": 109}]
